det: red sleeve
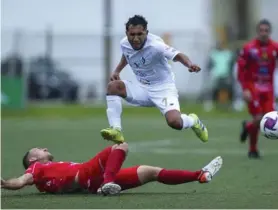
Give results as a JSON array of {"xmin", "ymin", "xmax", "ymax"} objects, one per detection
[
  {"xmin": 237, "ymin": 45, "xmax": 249, "ymax": 90},
  {"xmin": 25, "ymin": 162, "xmax": 41, "ymax": 182}
]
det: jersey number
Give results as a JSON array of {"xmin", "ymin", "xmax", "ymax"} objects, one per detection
[{"xmin": 162, "ymin": 97, "xmax": 168, "ymax": 107}]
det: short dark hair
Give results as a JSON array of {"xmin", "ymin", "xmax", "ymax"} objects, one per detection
[
  {"xmin": 22, "ymin": 151, "xmax": 30, "ymax": 169},
  {"xmin": 125, "ymin": 15, "xmax": 148, "ymax": 31},
  {"xmin": 257, "ymin": 19, "xmax": 272, "ymax": 31}
]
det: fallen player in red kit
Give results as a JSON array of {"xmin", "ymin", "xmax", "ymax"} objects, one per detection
[{"xmin": 1, "ymin": 143, "xmax": 223, "ymax": 195}]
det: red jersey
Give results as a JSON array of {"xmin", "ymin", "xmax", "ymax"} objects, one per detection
[
  {"xmin": 25, "ymin": 161, "xmax": 83, "ymax": 193},
  {"xmin": 237, "ymin": 39, "xmax": 278, "ymax": 92},
  {"xmin": 23, "ymin": 147, "xmax": 141, "ymax": 194}
]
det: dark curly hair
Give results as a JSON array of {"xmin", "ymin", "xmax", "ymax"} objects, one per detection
[
  {"xmin": 125, "ymin": 15, "xmax": 148, "ymax": 31},
  {"xmin": 257, "ymin": 19, "xmax": 272, "ymax": 32}
]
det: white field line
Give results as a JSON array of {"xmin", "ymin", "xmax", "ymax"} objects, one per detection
[
  {"xmin": 128, "ymin": 139, "xmax": 278, "ymax": 155},
  {"xmin": 128, "ymin": 139, "xmax": 175, "ymax": 152},
  {"xmin": 150, "ymin": 148, "xmax": 278, "ymax": 155}
]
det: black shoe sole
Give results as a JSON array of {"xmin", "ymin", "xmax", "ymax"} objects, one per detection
[
  {"xmin": 240, "ymin": 121, "xmax": 248, "ymax": 143},
  {"xmin": 248, "ymin": 151, "xmax": 261, "ymax": 159}
]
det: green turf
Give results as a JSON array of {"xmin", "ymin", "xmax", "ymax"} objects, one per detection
[
  {"xmin": 1, "ymin": 102, "xmax": 249, "ymax": 119},
  {"xmin": 1, "ymin": 110, "xmax": 278, "ymax": 208}
]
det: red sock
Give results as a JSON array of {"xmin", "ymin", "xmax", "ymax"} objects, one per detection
[
  {"xmin": 157, "ymin": 169, "xmax": 202, "ymax": 185},
  {"xmin": 249, "ymin": 126, "xmax": 259, "ymax": 152},
  {"xmin": 246, "ymin": 121, "xmax": 255, "ymax": 134},
  {"xmin": 114, "ymin": 166, "xmax": 142, "ymax": 191},
  {"xmin": 103, "ymin": 149, "xmax": 126, "ymax": 184}
]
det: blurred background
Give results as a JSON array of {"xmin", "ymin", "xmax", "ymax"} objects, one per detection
[
  {"xmin": 1, "ymin": 0, "xmax": 278, "ymax": 110},
  {"xmin": 2, "ymin": 1, "xmax": 278, "ymax": 208}
]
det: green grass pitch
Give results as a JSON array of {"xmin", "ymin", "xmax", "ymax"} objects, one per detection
[{"xmin": 1, "ymin": 106, "xmax": 278, "ymax": 208}]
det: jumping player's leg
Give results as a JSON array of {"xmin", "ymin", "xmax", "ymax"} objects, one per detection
[
  {"xmin": 103, "ymin": 156, "xmax": 223, "ymax": 193},
  {"xmin": 149, "ymin": 84, "xmax": 208, "ymax": 142},
  {"xmin": 101, "ymin": 81, "xmax": 126, "ymax": 143},
  {"xmin": 101, "ymin": 80, "xmax": 154, "ymax": 143}
]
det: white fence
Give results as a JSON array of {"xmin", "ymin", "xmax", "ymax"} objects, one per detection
[{"xmin": 1, "ymin": 29, "xmax": 213, "ymax": 101}]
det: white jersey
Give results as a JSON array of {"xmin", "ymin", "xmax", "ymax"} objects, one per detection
[{"xmin": 120, "ymin": 33, "xmax": 180, "ymax": 86}]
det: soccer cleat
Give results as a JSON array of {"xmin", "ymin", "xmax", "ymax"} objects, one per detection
[
  {"xmin": 248, "ymin": 151, "xmax": 261, "ymax": 159},
  {"xmin": 189, "ymin": 113, "xmax": 208, "ymax": 142},
  {"xmin": 199, "ymin": 156, "xmax": 223, "ymax": 183},
  {"xmin": 240, "ymin": 120, "xmax": 248, "ymax": 143},
  {"xmin": 100, "ymin": 128, "xmax": 124, "ymax": 144},
  {"xmin": 99, "ymin": 182, "xmax": 121, "ymax": 195}
]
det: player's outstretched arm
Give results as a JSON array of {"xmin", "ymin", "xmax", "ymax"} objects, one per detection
[
  {"xmin": 110, "ymin": 54, "xmax": 128, "ymax": 81},
  {"xmin": 1, "ymin": 173, "xmax": 33, "ymax": 190},
  {"xmin": 173, "ymin": 53, "xmax": 201, "ymax": 72},
  {"xmin": 115, "ymin": 54, "xmax": 128, "ymax": 73},
  {"xmin": 156, "ymin": 41, "xmax": 201, "ymax": 72},
  {"xmin": 173, "ymin": 53, "xmax": 192, "ymax": 67}
]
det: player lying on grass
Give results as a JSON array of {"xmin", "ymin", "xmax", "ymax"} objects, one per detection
[
  {"xmin": 1, "ymin": 143, "xmax": 223, "ymax": 195},
  {"xmin": 100, "ymin": 15, "xmax": 208, "ymax": 144}
]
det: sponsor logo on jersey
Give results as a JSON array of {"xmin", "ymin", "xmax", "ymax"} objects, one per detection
[{"xmin": 262, "ymin": 51, "xmax": 268, "ymax": 60}]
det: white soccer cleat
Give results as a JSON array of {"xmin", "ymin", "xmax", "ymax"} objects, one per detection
[
  {"xmin": 199, "ymin": 156, "xmax": 223, "ymax": 183},
  {"xmin": 99, "ymin": 182, "xmax": 121, "ymax": 195}
]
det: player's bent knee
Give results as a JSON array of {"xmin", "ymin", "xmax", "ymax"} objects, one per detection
[
  {"xmin": 107, "ymin": 81, "xmax": 126, "ymax": 97},
  {"xmin": 165, "ymin": 110, "xmax": 183, "ymax": 130},
  {"xmin": 166, "ymin": 117, "xmax": 182, "ymax": 130},
  {"xmin": 112, "ymin": 142, "xmax": 129, "ymax": 154},
  {"xmin": 137, "ymin": 165, "xmax": 162, "ymax": 184}
]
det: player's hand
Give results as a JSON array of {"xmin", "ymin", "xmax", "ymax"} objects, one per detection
[
  {"xmin": 243, "ymin": 89, "xmax": 252, "ymax": 102},
  {"xmin": 188, "ymin": 64, "xmax": 201, "ymax": 73},
  {"xmin": 110, "ymin": 72, "xmax": 121, "ymax": 81}
]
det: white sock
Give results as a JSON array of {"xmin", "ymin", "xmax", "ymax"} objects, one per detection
[
  {"xmin": 181, "ymin": 114, "xmax": 195, "ymax": 129},
  {"xmin": 106, "ymin": 95, "xmax": 122, "ymax": 130}
]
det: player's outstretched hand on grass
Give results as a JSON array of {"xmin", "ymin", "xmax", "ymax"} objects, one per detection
[
  {"xmin": 110, "ymin": 72, "xmax": 121, "ymax": 81},
  {"xmin": 188, "ymin": 64, "xmax": 201, "ymax": 73}
]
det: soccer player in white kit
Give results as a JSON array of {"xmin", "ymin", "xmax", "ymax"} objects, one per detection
[{"xmin": 101, "ymin": 15, "xmax": 208, "ymax": 144}]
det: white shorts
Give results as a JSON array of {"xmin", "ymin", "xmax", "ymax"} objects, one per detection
[{"xmin": 122, "ymin": 80, "xmax": 180, "ymax": 115}]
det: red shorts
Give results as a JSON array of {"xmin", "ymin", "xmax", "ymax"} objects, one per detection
[
  {"xmin": 78, "ymin": 146, "xmax": 140, "ymax": 193},
  {"xmin": 248, "ymin": 90, "xmax": 275, "ymax": 116}
]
